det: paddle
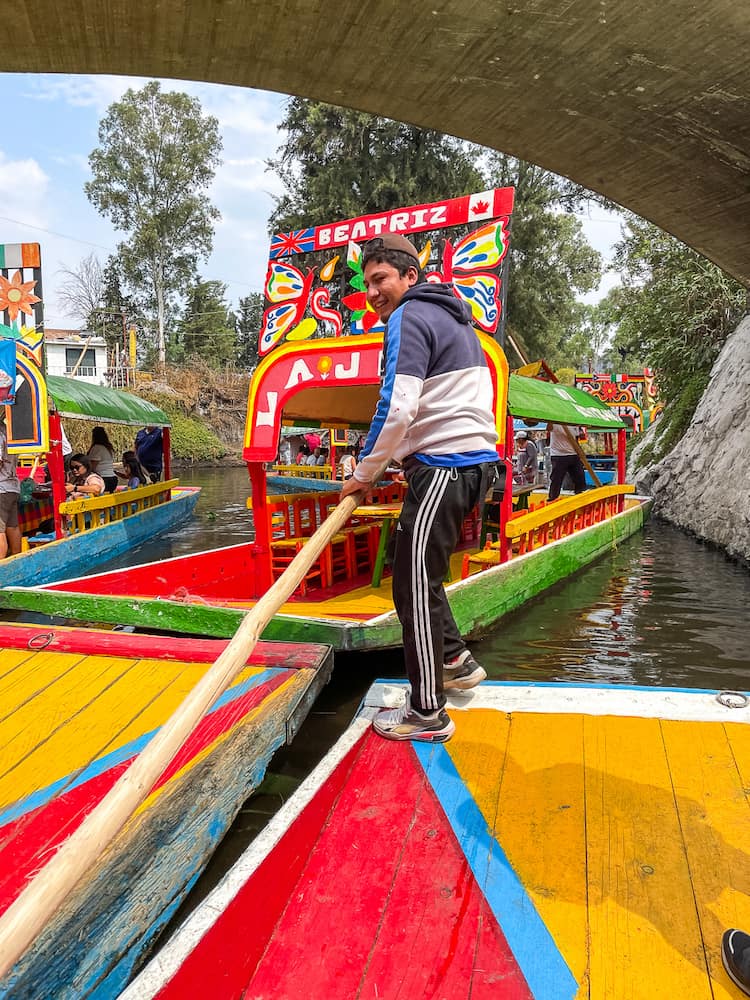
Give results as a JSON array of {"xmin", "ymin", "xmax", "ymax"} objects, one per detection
[{"xmin": 0, "ymin": 486, "xmax": 367, "ymax": 979}]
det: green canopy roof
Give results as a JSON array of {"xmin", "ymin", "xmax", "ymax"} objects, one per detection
[
  {"xmin": 47, "ymin": 376, "xmax": 171, "ymax": 427},
  {"xmin": 508, "ymin": 374, "xmax": 626, "ymax": 430}
]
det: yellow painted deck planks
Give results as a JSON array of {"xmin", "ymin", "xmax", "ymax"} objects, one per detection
[
  {"xmin": 584, "ymin": 714, "xmax": 713, "ymax": 998},
  {"xmin": 443, "ymin": 707, "xmax": 746, "ymax": 997},
  {"xmin": 0, "ymin": 649, "xmax": 265, "ymax": 812},
  {"xmin": 495, "ymin": 712, "xmax": 589, "ymax": 989},
  {"xmin": 661, "ymin": 719, "xmax": 750, "ymax": 999}
]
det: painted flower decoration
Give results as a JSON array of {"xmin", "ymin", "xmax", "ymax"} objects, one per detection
[
  {"xmin": 0, "ymin": 270, "xmax": 40, "ymax": 324},
  {"xmin": 342, "ymin": 242, "xmax": 384, "ymax": 334}
]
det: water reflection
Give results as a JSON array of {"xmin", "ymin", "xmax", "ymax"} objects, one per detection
[{"xmin": 475, "ymin": 521, "xmax": 750, "ymax": 691}]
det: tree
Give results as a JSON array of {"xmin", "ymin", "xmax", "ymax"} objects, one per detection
[
  {"xmin": 603, "ymin": 215, "xmax": 747, "ymax": 446},
  {"xmin": 484, "ymin": 154, "xmax": 603, "ymax": 365},
  {"xmin": 57, "ymin": 252, "xmax": 104, "ymax": 328},
  {"xmin": 85, "ymin": 81, "xmax": 222, "ymax": 368},
  {"xmin": 234, "ymin": 293, "xmax": 263, "ymax": 370},
  {"xmin": 267, "ymin": 105, "xmax": 604, "ymax": 367},
  {"xmin": 176, "ymin": 279, "xmax": 237, "ymax": 367},
  {"xmin": 268, "ymin": 99, "xmax": 485, "ymax": 231},
  {"xmin": 608, "ymin": 216, "xmax": 746, "ymax": 399}
]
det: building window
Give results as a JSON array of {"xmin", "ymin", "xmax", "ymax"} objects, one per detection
[{"xmin": 65, "ymin": 348, "xmax": 97, "ymax": 377}]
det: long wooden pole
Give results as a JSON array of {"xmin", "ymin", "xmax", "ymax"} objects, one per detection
[{"xmin": 0, "ymin": 489, "xmax": 364, "ymax": 979}]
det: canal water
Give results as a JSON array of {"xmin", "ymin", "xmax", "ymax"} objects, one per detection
[{"xmin": 121, "ymin": 466, "xmax": 750, "ymax": 930}]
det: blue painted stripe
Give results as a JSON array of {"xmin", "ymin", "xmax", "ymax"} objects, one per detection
[
  {"xmin": 414, "ymin": 450, "xmax": 499, "ymax": 467},
  {"xmin": 414, "ymin": 742, "xmax": 578, "ymax": 1000},
  {"xmin": 0, "ymin": 667, "xmax": 281, "ymax": 828}
]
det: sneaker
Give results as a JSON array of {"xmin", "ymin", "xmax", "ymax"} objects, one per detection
[
  {"xmin": 722, "ymin": 929, "xmax": 750, "ymax": 996},
  {"xmin": 373, "ymin": 704, "xmax": 455, "ymax": 743},
  {"xmin": 443, "ymin": 650, "xmax": 487, "ymax": 690}
]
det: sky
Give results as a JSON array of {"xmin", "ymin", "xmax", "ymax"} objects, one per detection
[{"xmin": 0, "ymin": 72, "xmax": 624, "ymax": 330}]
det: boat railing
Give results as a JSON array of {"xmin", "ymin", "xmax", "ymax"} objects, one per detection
[
  {"xmin": 270, "ymin": 463, "xmax": 334, "ymax": 480},
  {"xmin": 505, "ymin": 484, "xmax": 636, "ymax": 556},
  {"xmin": 461, "ymin": 484, "xmax": 636, "ymax": 578},
  {"xmin": 59, "ymin": 479, "xmax": 179, "ymax": 536}
]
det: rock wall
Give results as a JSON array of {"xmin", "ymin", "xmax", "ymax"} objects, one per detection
[{"xmin": 629, "ymin": 315, "xmax": 750, "ymax": 563}]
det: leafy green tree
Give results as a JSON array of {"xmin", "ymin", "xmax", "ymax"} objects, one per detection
[
  {"xmin": 85, "ymin": 81, "xmax": 222, "ymax": 368},
  {"xmin": 608, "ymin": 216, "xmax": 747, "ymax": 399},
  {"xmin": 268, "ymin": 99, "xmax": 485, "ymax": 231},
  {"xmin": 485, "ymin": 154, "xmax": 603, "ymax": 364},
  {"xmin": 603, "ymin": 215, "xmax": 747, "ymax": 446},
  {"xmin": 234, "ymin": 292, "xmax": 263, "ymax": 370},
  {"xmin": 176, "ymin": 279, "xmax": 237, "ymax": 367},
  {"xmin": 268, "ymin": 103, "xmax": 606, "ymax": 368}
]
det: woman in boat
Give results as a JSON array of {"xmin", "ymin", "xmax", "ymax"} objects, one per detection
[
  {"xmin": 66, "ymin": 454, "xmax": 105, "ymax": 500},
  {"xmin": 117, "ymin": 451, "xmax": 149, "ymax": 490},
  {"xmin": 87, "ymin": 426, "xmax": 118, "ymax": 493},
  {"xmin": 339, "ymin": 446, "xmax": 357, "ymax": 481}
]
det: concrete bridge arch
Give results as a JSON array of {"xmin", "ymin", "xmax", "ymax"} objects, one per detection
[{"xmin": 5, "ymin": 0, "xmax": 750, "ymax": 283}]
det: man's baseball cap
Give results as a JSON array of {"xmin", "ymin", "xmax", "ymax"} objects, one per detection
[
  {"xmin": 363, "ymin": 233, "xmax": 420, "ymax": 263},
  {"xmin": 515, "ymin": 429, "xmax": 529, "ymax": 439}
]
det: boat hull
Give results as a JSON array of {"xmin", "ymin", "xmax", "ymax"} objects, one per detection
[
  {"xmin": 122, "ymin": 679, "xmax": 750, "ymax": 999},
  {"xmin": 0, "ymin": 496, "xmax": 652, "ymax": 651},
  {"xmin": 0, "ymin": 623, "xmax": 332, "ymax": 999},
  {"xmin": 0, "ymin": 487, "xmax": 201, "ymax": 589}
]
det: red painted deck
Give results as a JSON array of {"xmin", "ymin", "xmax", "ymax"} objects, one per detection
[{"xmin": 145, "ymin": 729, "xmax": 532, "ymax": 1000}]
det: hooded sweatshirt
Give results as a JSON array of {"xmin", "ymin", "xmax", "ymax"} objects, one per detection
[{"xmin": 354, "ymin": 282, "xmax": 499, "ymax": 485}]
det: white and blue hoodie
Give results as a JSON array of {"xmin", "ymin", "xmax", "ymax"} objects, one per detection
[{"xmin": 354, "ymin": 282, "xmax": 499, "ymax": 485}]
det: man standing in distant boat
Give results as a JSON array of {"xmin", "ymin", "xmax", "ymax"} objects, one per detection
[
  {"xmin": 546, "ymin": 422, "xmax": 586, "ymax": 500},
  {"xmin": 0, "ymin": 410, "xmax": 22, "ymax": 559},
  {"xmin": 135, "ymin": 425, "xmax": 163, "ymax": 482},
  {"xmin": 340, "ymin": 234, "xmax": 497, "ymax": 743}
]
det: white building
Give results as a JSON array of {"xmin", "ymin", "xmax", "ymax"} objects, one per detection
[{"xmin": 44, "ymin": 329, "xmax": 108, "ymax": 385}]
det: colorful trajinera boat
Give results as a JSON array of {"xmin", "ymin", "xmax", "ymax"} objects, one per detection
[
  {"xmin": 0, "ymin": 197, "xmax": 650, "ymax": 645},
  {"xmin": 0, "ymin": 242, "xmax": 199, "ymax": 588},
  {"xmin": 121, "ymin": 679, "xmax": 750, "ymax": 999},
  {"xmin": 0, "ymin": 621, "xmax": 332, "ymax": 999}
]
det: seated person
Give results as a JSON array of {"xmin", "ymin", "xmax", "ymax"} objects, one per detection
[
  {"xmin": 66, "ymin": 454, "xmax": 105, "ymax": 500},
  {"xmin": 117, "ymin": 450, "xmax": 150, "ymax": 489}
]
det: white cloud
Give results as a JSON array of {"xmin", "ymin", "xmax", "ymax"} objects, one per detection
[
  {"xmin": 21, "ymin": 75, "xmax": 145, "ymax": 113},
  {"xmin": 0, "ymin": 151, "xmax": 50, "ymax": 228}
]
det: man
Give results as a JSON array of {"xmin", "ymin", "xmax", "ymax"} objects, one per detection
[
  {"xmin": 0, "ymin": 411, "xmax": 22, "ymax": 559},
  {"xmin": 515, "ymin": 429, "xmax": 538, "ymax": 484},
  {"xmin": 135, "ymin": 425, "xmax": 163, "ymax": 482},
  {"xmin": 340, "ymin": 234, "xmax": 498, "ymax": 743},
  {"xmin": 546, "ymin": 422, "xmax": 586, "ymax": 500}
]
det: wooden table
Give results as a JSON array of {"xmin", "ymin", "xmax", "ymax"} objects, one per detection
[{"xmin": 352, "ymin": 503, "xmax": 402, "ymax": 587}]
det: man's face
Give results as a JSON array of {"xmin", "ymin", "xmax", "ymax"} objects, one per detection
[{"xmin": 363, "ymin": 258, "xmax": 418, "ymax": 321}]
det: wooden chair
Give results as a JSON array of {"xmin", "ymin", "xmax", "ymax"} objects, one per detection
[{"xmin": 269, "ymin": 536, "xmax": 329, "ymax": 595}]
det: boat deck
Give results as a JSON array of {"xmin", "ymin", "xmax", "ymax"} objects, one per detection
[
  {"xmin": 0, "ymin": 623, "xmax": 332, "ymax": 998},
  {"xmin": 126, "ymin": 683, "xmax": 750, "ymax": 999}
]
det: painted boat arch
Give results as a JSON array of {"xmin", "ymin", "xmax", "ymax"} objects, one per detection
[{"xmin": 242, "ymin": 332, "xmax": 511, "ymax": 463}]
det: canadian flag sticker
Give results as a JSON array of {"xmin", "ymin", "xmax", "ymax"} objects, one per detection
[{"xmin": 468, "ymin": 190, "xmax": 496, "ymax": 220}]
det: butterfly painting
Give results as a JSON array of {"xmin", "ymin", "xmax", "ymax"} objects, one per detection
[
  {"xmin": 258, "ymin": 260, "xmax": 316, "ymax": 355},
  {"xmin": 428, "ymin": 220, "xmax": 509, "ymax": 334}
]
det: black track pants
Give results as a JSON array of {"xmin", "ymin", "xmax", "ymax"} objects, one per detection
[
  {"xmin": 548, "ymin": 454, "xmax": 586, "ymax": 500},
  {"xmin": 392, "ymin": 462, "xmax": 489, "ymax": 714}
]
